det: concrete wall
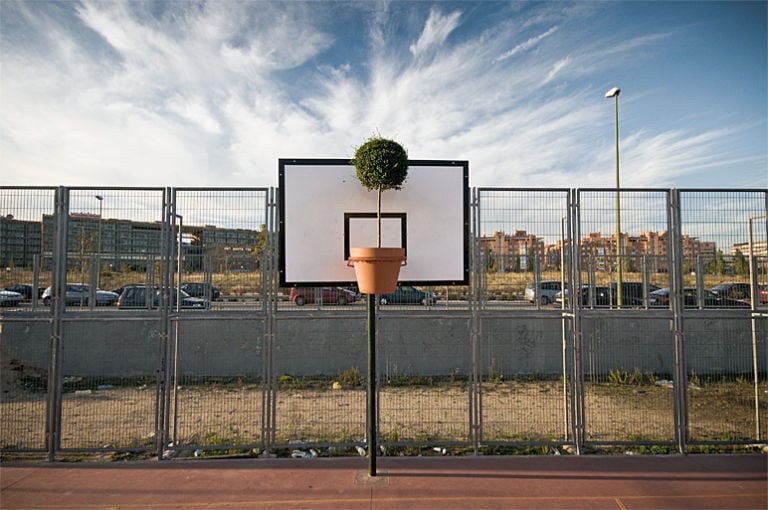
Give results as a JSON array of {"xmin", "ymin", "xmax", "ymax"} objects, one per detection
[{"xmin": 1, "ymin": 311, "xmax": 764, "ymax": 379}]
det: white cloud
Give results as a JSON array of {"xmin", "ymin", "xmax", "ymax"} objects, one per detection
[
  {"xmin": 409, "ymin": 7, "xmax": 462, "ymax": 57},
  {"xmin": 619, "ymin": 127, "xmax": 759, "ymax": 188},
  {"xmin": 496, "ymin": 25, "xmax": 559, "ymax": 62},
  {"xmin": 165, "ymin": 94, "xmax": 222, "ymax": 134},
  {"xmin": 0, "ymin": 1, "xmax": 764, "ymax": 193},
  {"xmin": 542, "ymin": 57, "xmax": 572, "ymax": 85}
]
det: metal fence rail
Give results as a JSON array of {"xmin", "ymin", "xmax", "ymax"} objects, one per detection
[{"xmin": 1, "ymin": 186, "xmax": 765, "ymax": 460}]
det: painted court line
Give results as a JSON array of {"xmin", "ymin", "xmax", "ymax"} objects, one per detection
[{"xmin": 2, "ymin": 492, "xmax": 766, "ymax": 510}]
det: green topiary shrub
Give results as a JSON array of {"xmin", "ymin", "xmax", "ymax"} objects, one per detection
[
  {"xmin": 351, "ymin": 137, "xmax": 408, "ymax": 191},
  {"xmin": 351, "ymin": 136, "xmax": 408, "ymax": 247}
]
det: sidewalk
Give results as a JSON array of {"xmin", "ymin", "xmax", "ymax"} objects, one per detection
[{"xmin": 2, "ymin": 454, "xmax": 766, "ymax": 509}]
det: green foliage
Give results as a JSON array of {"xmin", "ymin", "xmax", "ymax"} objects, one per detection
[
  {"xmin": 709, "ymin": 249, "xmax": 727, "ymax": 275},
  {"xmin": 733, "ymin": 249, "xmax": 748, "ymax": 276},
  {"xmin": 277, "ymin": 374, "xmax": 306, "ymax": 389},
  {"xmin": 688, "ymin": 371, "xmax": 701, "ymax": 387},
  {"xmin": 487, "ymin": 358, "xmax": 504, "ymax": 383},
  {"xmin": 337, "ymin": 366, "xmax": 364, "ymax": 387},
  {"xmin": 351, "ymin": 136, "xmax": 408, "ymax": 192},
  {"xmin": 608, "ymin": 367, "xmax": 655, "ymax": 385},
  {"xmin": 383, "ymin": 364, "xmax": 435, "ymax": 386},
  {"xmin": 386, "ymin": 373, "xmax": 435, "ymax": 387}
]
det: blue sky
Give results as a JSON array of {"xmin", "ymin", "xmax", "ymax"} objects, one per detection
[{"xmin": 1, "ymin": 0, "xmax": 766, "ymax": 189}]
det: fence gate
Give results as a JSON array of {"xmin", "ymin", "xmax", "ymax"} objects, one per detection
[
  {"xmin": 474, "ymin": 189, "xmax": 574, "ymax": 450},
  {"xmin": 164, "ymin": 188, "xmax": 270, "ymax": 456},
  {"xmin": 574, "ymin": 189, "xmax": 678, "ymax": 448}
]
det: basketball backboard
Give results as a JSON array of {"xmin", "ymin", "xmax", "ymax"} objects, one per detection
[{"xmin": 279, "ymin": 159, "xmax": 469, "ymax": 288}]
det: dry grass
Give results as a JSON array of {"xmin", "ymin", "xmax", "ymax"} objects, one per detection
[{"xmin": 2, "ymin": 373, "xmax": 764, "ymax": 453}]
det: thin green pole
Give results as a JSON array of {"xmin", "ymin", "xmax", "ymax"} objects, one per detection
[
  {"xmin": 367, "ymin": 293, "xmax": 377, "ymax": 476},
  {"xmin": 614, "ymin": 93, "xmax": 622, "ymax": 308}
]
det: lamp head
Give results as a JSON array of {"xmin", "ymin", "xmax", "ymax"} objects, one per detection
[
  {"xmin": 604, "ymin": 87, "xmax": 620, "ymax": 98},
  {"xmin": 95, "ymin": 195, "xmax": 103, "ymax": 201}
]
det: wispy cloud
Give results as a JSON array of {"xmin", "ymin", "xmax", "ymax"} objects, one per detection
[
  {"xmin": 0, "ymin": 1, "xmax": 764, "ymax": 191},
  {"xmin": 409, "ymin": 7, "xmax": 462, "ymax": 57},
  {"xmin": 542, "ymin": 57, "xmax": 572, "ymax": 85},
  {"xmin": 496, "ymin": 25, "xmax": 559, "ymax": 62},
  {"xmin": 619, "ymin": 126, "xmax": 765, "ymax": 188}
]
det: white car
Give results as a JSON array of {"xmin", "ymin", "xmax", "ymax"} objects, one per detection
[
  {"xmin": 524, "ymin": 281, "xmax": 565, "ymax": 305},
  {"xmin": 0, "ymin": 289, "xmax": 23, "ymax": 307}
]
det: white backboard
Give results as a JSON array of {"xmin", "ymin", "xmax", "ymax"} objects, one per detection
[{"xmin": 279, "ymin": 159, "xmax": 469, "ymax": 287}]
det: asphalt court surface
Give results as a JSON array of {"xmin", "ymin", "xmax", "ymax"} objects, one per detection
[{"xmin": 1, "ymin": 454, "xmax": 766, "ymax": 509}]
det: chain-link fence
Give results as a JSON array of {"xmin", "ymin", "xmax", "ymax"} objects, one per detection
[{"xmin": 1, "ymin": 186, "xmax": 765, "ymax": 459}]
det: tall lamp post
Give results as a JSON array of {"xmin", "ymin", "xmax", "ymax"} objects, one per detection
[
  {"xmin": 95, "ymin": 195, "xmax": 103, "ymax": 288},
  {"xmin": 605, "ymin": 87, "xmax": 622, "ymax": 308}
]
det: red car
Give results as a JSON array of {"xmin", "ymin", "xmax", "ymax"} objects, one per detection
[
  {"xmin": 289, "ymin": 287, "xmax": 358, "ymax": 306},
  {"xmin": 758, "ymin": 285, "xmax": 768, "ymax": 304}
]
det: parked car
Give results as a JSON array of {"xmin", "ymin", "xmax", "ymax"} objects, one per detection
[
  {"xmin": 524, "ymin": 281, "xmax": 565, "ymax": 305},
  {"xmin": 759, "ymin": 285, "xmax": 768, "ymax": 304},
  {"xmin": 576, "ymin": 285, "xmax": 613, "ymax": 307},
  {"xmin": 650, "ymin": 287, "xmax": 751, "ymax": 309},
  {"xmin": 379, "ymin": 286, "xmax": 437, "ymax": 305},
  {"xmin": 708, "ymin": 282, "xmax": 751, "ymax": 301},
  {"xmin": 111, "ymin": 283, "xmax": 147, "ymax": 296},
  {"xmin": 289, "ymin": 287, "xmax": 357, "ymax": 306},
  {"xmin": 5, "ymin": 284, "xmax": 43, "ymax": 300},
  {"xmin": 557, "ymin": 282, "xmax": 659, "ymax": 307},
  {"xmin": 41, "ymin": 284, "xmax": 119, "ymax": 306},
  {"xmin": 116, "ymin": 285, "xmax": 209, "ymax": 309},
  {"xmin": 180, "ymin": 282, "xmax": 221, "ymax": 301},
  {"xmin": 556, "ymin": 285, "xmax": 610, "ymax": 307},
  {"xmin": 610, "ymin": 282, "xmax": 660, "ymax": 306},
  {"xmin": 0, "ymin": 289, "xmax": 24, "ymax": 307}
]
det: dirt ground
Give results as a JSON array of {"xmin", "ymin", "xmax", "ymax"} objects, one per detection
[{"xmin": 2, "ymin": 350, "xmax": 765, "ymax": 454}]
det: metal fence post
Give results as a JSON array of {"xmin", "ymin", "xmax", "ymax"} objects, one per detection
[
  {"xmin": 569, "ymin": 189, "xmax": 585, "ymax": 452},
  {"xmin": 669, "ymin": 189, "xmax": 688, "ymax": 453},
  {"xmin": 748, "ymin": 208, "xmax": 767, "ymax": 441},
  {"xmin": 469, "ymin": 187, "xmax": 482, "ymax": 453},
  {"xmin": 46, "ymin": 186, "xmax": 68, "ymax": 461},
  {"xmin": 560, "ymin": 203, "xmax": 572, "ymax": 443},
  {"xmin": 155, "ymin": 187, "xmax": 174, "ymax": 459},
  {"xmin": 260, "ymin": 187, "xmax": 278, "ymax": 454}
]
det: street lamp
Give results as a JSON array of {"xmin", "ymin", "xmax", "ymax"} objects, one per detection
[
  {"xmin": 605, "ymin": 87, "xmax": 622, "ymax": 308},
  {"xmin": 95, "ymin": 195, "xmax": 103, "ymax": 288}
]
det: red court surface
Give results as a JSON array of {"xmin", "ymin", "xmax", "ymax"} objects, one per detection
[{"xmin": 1, "ymin": 454, "xmax": 766, "ymax": 510}]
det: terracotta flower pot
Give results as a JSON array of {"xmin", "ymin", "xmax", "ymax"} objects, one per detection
[{"xmin": 348, "ymin": 247, "xmax": 406, "ymax": 295}]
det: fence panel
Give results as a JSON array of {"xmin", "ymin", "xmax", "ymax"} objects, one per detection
[
  {"xmin": 577, "ymin": 190, "xmax": 677, "ymax": 445},
  {"xmin": 0, "ymin": 187, "xmax": 56, "ymax": 451},
  {"xmin": 475, "ymin": 189, "xmax": 571, "ymax": 447},
  {"xmin": 679, "ymin": 190, "xmax": 768, "ymax": 444},
  {"xmin": 168, "ymin": 189, "xmax": 269, "ymax": 454},
  {"xmin": 57, "ymin": 188, "xmax": 166, "ymax": 452}
]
